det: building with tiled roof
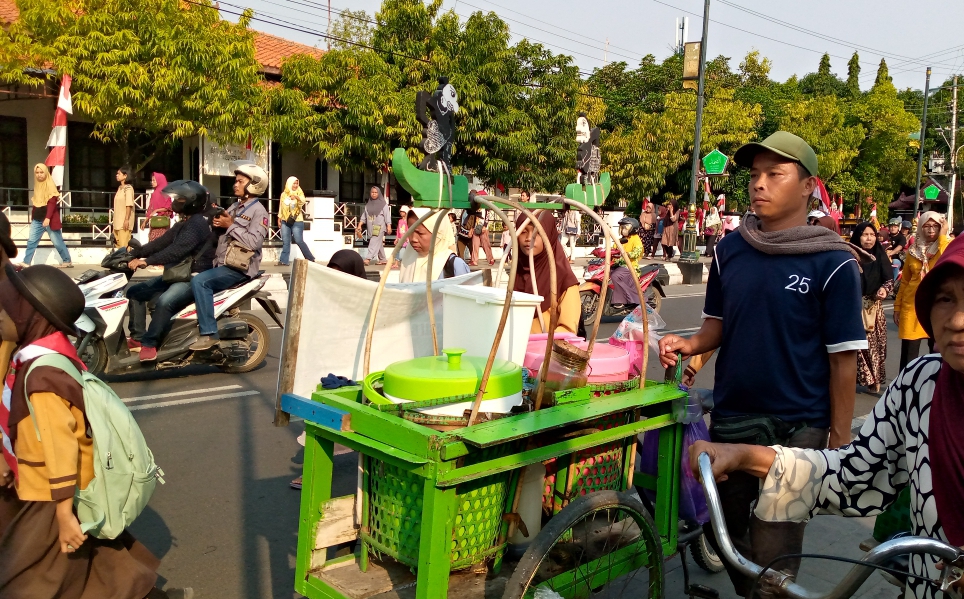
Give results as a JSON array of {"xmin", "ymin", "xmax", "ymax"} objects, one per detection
[
  {"xmin": 254, "ymin": 30, "xmax": 324, "ymax": 76},
  {"xmin": 0, "ymin": 0, "xmax": 20, "ymax": 24}
]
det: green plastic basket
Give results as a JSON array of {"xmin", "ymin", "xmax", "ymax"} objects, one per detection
[{"xmin": 365, "ymin": 449, "xmax": 513, "ymax": 570}]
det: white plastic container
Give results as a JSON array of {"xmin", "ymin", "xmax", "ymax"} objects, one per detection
[
  {"xmin": 508, "ymin": 462, "xmax": 546, "ymax": 550},
  {"xmin": 440, "ymin": 285, "xmax": 543, "ymax": 366}
]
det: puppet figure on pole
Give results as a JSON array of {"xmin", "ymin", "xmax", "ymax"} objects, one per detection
[{"xmin": 416, "ymin": 77, "xmax": 459, "ymax": 174}]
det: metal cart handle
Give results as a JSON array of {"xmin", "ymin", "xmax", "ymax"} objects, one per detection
[{"xmin": 696, "ymin": 452, "xmax": 963, "ymax": 599}]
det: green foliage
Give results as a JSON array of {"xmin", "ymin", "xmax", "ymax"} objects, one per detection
[
  {"xmin": 846, "ymin": 52, "xmax": 860, "ymax": 98},
  {"xmin": 0, "ymin": 0, "xmax": 268, "ymax": 172},
  {"xmin": 328, "ymin": 9, "xmax": 374, "ymax": 50},
  {"xmin": 778, "ymin": 95, "xmax": 864, "ymax": 188}
]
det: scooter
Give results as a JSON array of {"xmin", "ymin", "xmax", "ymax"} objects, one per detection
[
  {"xmin": 579, "ymin": 246, "xmax": 665, "ymax": 327},
  {"xmin": 73, "ymin": 269, "xmax": 284, "ymax": 376},
  {"xmin": 75, "ymin": 269, "xmax": 129, "ymax": 302}
]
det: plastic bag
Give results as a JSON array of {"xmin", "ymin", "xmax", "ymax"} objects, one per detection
[
  {"xmin": 637, "ymin": 419, "xmax": 710, "ymax": 524},
  {"xmin": 609, "ymin": 304, "xmax": 666, "ymax": 376}
]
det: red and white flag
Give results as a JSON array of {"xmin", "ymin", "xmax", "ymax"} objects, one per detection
[{"xmin": 45, "ymin": 74, "xmax": 72, "ymax": 188}]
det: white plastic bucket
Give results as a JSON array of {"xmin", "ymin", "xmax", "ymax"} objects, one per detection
[{"xmin": 440, "ymin": 286, "xmax": 543, "ymax": 366}]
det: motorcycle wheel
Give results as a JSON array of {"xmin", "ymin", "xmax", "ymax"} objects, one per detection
[
  {"xmin": 78, "ymin": 337, "xmax": 108, "ymax": 377},
  {"xmin": 690, "ymin": 533, "xmax": 725, "ymax": 573},
  {"xmin": 218, "ymin": 313, "xmax": 270, "ymax": 374},
  {"xmin": 646, "ymin": 287, "xmax": 662, "ymax": 314},
  {"xmin": 580, "ymin": 289, "xmax": 599, "ymax": 327}
]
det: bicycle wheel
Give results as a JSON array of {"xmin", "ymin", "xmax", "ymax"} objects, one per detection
[{"xmin": 503, "ymin": 490, "xmax": 664, "ymax": 599}]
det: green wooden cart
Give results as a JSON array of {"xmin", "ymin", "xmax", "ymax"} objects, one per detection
[{"xmin": 277, "ymin": 148, "xmax": 692, "ymax": 598}]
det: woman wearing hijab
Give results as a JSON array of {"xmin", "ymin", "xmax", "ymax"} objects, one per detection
[
  {"xmin": 326, "ymin": 249, "xmax": 368, "ymax": 280},
  {"xmin": 639, "ymin": 204, "xmax": 658, "ymax": 259},
  {"xmin": 277, "ymin": 176, "xmax": 315, "ymax": 266},
  {"xmin": 513, "ymin": 211, "xmax": 581, "ymax": 334},
  {"xmin": 146, "ymin": 172, "xmax": 172, "ymax": 242},
  {"xmin": 703, "ymin": 205, "xmax": 722, "ymax": 257},
  {"xmin": 850, "ymin": 222, "xmax": 894, "ymax": 393},
  {"xmin": 0, "ymin": 264, "xmax": 173, "ymax": 598},
  {"xmin": 357, "ymin": 185, "xmax": 392, "ymax": 266},
  {"xmin": 660, "ymin": 200, "xmax": 679, "ymax": 261},
  {"xmin": 398, "ymin": 208, "xmax": 469, "ymax": 282},
  {"xmin": 691, "ymin": 234, "xmax": 964, "ymax": 599},
  {"xmin": 895, "ymin": 211, "xmax": 951, "ymax": 370},
  {"xmin": 22, "ymin": 164, "xmax": 72, "ymax": 268}
]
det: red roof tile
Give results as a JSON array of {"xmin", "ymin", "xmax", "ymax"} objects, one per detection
[
  {"xmin": 254, "ymin": 31, "xmax": 324, "ymax": 75},
  {"xmin": 0, "ymin": 0, "xmax": 19, "ymax": 24}
]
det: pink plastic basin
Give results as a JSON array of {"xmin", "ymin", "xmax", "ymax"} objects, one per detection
[
  {"xmin": 524, "ymin": 336, "xmax": 630, "ymax": 384},
  {"xmin": 524, "ymin": 333, "xmax": 582, "ymax": 371}
]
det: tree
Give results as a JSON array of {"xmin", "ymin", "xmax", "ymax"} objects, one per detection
[
  {"xmin": 800, "ymin": 53, "xmax": 846, "ymax": 97},
  {"xmin": 0, "ymin": 0, "xmax": 269, "ymax": 172},
  {"xmin": 778, "ymin": 96, "xmax": 864, "ymax": 190},
  {"xmin": 328, "ymin": 9, "xmax": 374, "ymax": 50},
  {"xmin": 850, "ymin": 76, "xmax": 921, "ymax": 201},
  {"xmin": 271, "ymin": 0, "xmax": 582, "ymax": 191},
  {"xmin": 846, "ymin": 52, "xmax": 860, "ymax": 97},
  {"xmin": 739, "ymin": 50, "xmax": 771, "ymax": 87},
  {"xmin": 874, "ymin": 59, "xmax": 891, "ymax": 88}
]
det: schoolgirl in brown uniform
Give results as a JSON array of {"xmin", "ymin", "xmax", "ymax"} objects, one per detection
[{"xmin": 0, "ymin": 264, "xmax": 166, "ymax": 599}]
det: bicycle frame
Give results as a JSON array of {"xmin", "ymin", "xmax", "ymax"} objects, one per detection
[{"xmin": 697, "ymin": 452, "xmax": 963, "ymax": 599}]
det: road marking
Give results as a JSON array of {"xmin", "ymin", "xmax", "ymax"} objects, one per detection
[
  {"xmin": 122, "ymin": 385, "xmax": 243, "ymax": 404},
  {"xmin": 128, "ymin": 390, "xmax": 260, "ymax": 411},
  {"xmin": 664, "ymin": 292, "xmax": 707, "ymax": 299}
]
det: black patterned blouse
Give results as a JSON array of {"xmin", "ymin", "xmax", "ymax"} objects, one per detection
[{"xmin": 754, "ymin": 354, "xmax": 957, "ymax": 599}]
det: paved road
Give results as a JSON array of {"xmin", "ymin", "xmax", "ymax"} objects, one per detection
[{"xmin": 109, "ymin": 286, "xmax": 906, "ymax": 599}]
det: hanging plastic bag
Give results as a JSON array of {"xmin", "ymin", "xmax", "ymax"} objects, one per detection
[
  {"xmin": 609, "ymin": 304, "xmax": 665, "ymax": 377},
  {"xmin": 637, "ymin": 418, "xmax": 711, "ymax": 525}
]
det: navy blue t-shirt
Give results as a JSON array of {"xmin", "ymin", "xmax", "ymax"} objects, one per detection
[{"xmin": 703, "ymin": 233, "xmax": 867, "ymax": 427}]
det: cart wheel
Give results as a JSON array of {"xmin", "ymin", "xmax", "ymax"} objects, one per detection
[
  {"xmin": 690, "ymin": 533, "xmax": 725, "ymax": 573},
  {"xmin": 503, "ymin": 490, "xmax": 664, "ymax": 599}
]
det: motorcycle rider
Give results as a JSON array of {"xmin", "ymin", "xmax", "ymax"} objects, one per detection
[
  {"xmin": 610, "ymin": 216, "xmax": 645, "ymax": 310},
  {"xmin": 189, "ymin": 162, "xmax": 269, "ymax": 351},
  {"xmin": 126, "ymin": 180, "xmax": 215, "ymax": 362}
]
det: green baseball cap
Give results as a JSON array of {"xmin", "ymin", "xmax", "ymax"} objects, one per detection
[{"xmin": 734, "ymin": 131, "xmax": 819, "ymax": 177}]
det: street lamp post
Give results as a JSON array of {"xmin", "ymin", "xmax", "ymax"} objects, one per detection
[{"xmin": 681, "ymin": 0, "xmax": 710, "ymax": 267}]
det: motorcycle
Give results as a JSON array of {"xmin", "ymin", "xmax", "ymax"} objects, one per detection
[
  {"xmin": 73, "ymin": 266, "xmax": 284, "ymax": 376},
  {"xmin": 579, "ymin": 246, "xmax": 665, "ymax": 327}
]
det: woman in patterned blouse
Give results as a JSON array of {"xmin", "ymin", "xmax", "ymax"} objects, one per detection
[{"xmin": 692, "ymin": 234, "xmax": 964, "ymax": 599}]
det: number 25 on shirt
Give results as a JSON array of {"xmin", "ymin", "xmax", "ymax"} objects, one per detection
[{"xmin": 785, "ymin": 275, "xmax": 811, "ymax": 294}]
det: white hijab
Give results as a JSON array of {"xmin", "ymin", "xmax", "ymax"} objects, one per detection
[{"xmin": 399, "ymin": 207, "xmax": 458, "ymax": 283}]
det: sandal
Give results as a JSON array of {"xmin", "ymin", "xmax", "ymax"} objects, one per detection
[
  {"xmin": 290, "ymin": 476, "xmax": 303, "ymax": 490},
  {"xmin": 59, "ymin": 262, "xmax": 73, "ymax": 269}
]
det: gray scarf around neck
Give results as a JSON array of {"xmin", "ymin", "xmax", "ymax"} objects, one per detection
[{"xmin": 738, "ymin": 213, "xmax": 871, "ymax": 263}]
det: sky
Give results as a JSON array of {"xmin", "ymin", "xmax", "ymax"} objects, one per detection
[{"xmin": 235, "ymin": 0, "xmax": 964, "ymax": 93}]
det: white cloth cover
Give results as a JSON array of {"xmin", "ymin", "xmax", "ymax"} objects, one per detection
[{"xmin": 283, "ymin": 260, "xmax": 482, "ymax": 399}]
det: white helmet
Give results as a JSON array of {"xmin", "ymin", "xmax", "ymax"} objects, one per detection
[{"xmin": 233, "ymin": 161, "xmax": 268, "ymax": 196}]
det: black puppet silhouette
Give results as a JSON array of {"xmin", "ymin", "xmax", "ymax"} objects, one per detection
[
  {"xmin": 416, "ymin": 77, "xmax": 459, "ymax": 173},
  {"xmin": 575, "ymin": 112, "xmax": 601, "ymax": 184}
]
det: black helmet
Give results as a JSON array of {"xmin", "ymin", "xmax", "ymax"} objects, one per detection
[
  {"xmin": 4, "ymin": 264, "xmax": 84, "ymax": 335},
  {"xmin": 101, "ymin": 246, "xmax": 136, "ymax": 272},
  {"xmin": 164, "ymin": 180, "xmax": 209, "ymax": 215},
  {"xmin": 618, "ymin": 217, "xmax": 640, "ymax": 236}
]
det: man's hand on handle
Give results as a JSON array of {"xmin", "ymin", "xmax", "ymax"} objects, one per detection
[{"xmin": 658, "ymin": 334, "xmax": 693, "ymax": 368}]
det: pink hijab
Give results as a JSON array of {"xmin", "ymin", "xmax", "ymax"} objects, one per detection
[{"xmin": 148, "ymin": 172, "xmax": 171, "ymax": 213}]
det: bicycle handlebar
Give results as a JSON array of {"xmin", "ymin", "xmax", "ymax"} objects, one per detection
[{"xmin": 697, "ymin": 452, "xmax": 963, "ymax": 599}]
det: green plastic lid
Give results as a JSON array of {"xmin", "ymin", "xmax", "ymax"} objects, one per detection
[{"xmin": 382, "ymin": 348, "xmax": 522, "ymax": 402}]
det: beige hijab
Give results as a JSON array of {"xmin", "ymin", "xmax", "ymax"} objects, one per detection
[
  {"xmin": 32, "ymin": 164, "xmax": 59, "ymax": 208},
  {"xmin": 398, "ymin": 208, "xmax": 457, "ymax": 283},
  {"xmin": 909, "ymin": 211, "xmax": 949, "ymax": 274}
]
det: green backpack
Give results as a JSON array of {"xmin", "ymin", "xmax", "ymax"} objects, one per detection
[{"xmin": 24, "ymin": 353, "xmax": 165, "ymax": 539}]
